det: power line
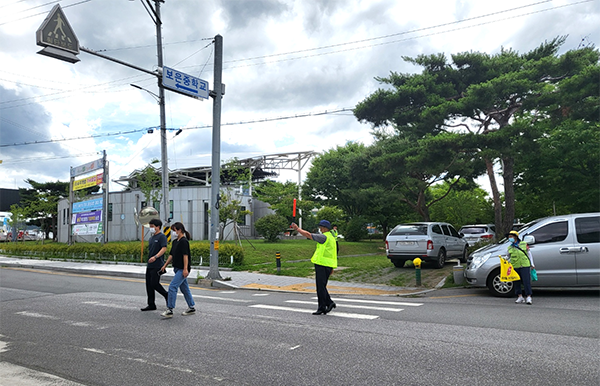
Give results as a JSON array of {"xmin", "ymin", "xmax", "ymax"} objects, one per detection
[
  {"xmin": 219, "ymin": 0, "xmax": 594, "ymax": 70},
  {"xmin": 0, "ymin": 0, "xmax": 92, "ymax": 26},
  {"xmin": 0, "ymin": 108, "xmax": 354, "ymax": 147},
  {"xmin": 1, "ymin": 152, "xmax": 100, "ymax": 164}
]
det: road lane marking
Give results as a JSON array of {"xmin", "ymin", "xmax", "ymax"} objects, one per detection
[
  {"xmin": 192, "ymin": 294, "xmax": 250, "ymax": 303},
  {"xmin": 15, "ymin": 311, "xmax": 59, "ymax": 319},
  {"xmin": 286, "ymin": 300, "xmax": 403, "ymax": 312},
  {"xmin": 249, "ymin": 304, "xmax": 379, "ymax": 320},
  {"xmin": 82, "ymin": 301, "xmax": 132, "ymax": 309},
  {"xmin": 316, "ymin": 297, "xmax": 423, "ymax": 306}
]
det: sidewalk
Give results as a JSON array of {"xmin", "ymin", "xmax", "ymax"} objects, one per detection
[{"xmin": 0, "ymin": 256, "xmax": 441, "ymax": 296}]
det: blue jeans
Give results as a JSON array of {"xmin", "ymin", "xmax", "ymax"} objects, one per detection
[
  {"xmin": 514, "ymin": 266, "xmax": 532, "ymax": 297},
  {"xmin": 167, "ymin": 267, "xmax": 195, "ymax": 310}
]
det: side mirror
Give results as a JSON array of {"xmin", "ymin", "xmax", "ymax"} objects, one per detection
[{"xmin": 523, "ymin": 235, "xmax": 535, "ymax": 244}]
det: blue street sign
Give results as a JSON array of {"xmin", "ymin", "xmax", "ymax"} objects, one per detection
[{"xmin": 162, "ymin": 66, "xmax": 209, "ymax": 100}]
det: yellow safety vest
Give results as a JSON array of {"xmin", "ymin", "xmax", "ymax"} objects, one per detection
[
  {"xmin": 508, "ymin": 241, "xmax": 530, "ymax": 269},
  {"xmin": 311, "ymin": 231, "xmax": 338, "ymax": 268}
]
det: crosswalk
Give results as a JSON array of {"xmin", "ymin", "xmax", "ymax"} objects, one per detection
[{"xmin": 249, "ymin": 295, "xmax": 423, "ymax": 320}]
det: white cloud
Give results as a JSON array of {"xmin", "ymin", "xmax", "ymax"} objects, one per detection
[{"xmin": 0, "ymin": 0, "xmax": 598, "ymax": 192}]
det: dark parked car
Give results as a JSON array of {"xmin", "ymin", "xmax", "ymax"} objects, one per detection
[{"xmin": 385, "ymin": 222, "xmax": 468, "ymax": 268}]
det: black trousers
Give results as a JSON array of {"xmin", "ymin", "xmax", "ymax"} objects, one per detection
[
  {"xmin": 314, "ymin": 264, "xmax": 333, "ymax": 311},
  {"xmin": 146, "ymin": 267, "xmax": 168, "ymax": 308}
]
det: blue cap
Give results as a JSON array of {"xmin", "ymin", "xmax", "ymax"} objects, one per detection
[{"xmin": 318, "ymin": 220, "xmax": 331, "ymax": 229}]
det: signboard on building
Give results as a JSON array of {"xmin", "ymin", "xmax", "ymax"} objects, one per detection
[
  {"xmin": 73, "ymin": 197, "xmax": 103, "ymax": 213},
  {"xmin": 72, "ymin": 223, "xmax": 103, "ymax": 236},
  {"xmin": 72, "ymin": 210, "xmax": 102, "ymax": 225},
  {"xmin": 71, "ymin": 158, "xmax": 103, "ymax": 177},
  {"xmin": 73, "ymin": 173, "xmax": 103, "ymax": 191}
]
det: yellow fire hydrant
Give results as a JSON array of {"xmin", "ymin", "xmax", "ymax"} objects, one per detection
[{"xmin": 413, "ymin": 258, "xmax": 422, "ymax": 286}]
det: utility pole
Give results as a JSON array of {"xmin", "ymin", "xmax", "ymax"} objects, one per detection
[
  {"xmin": 207, "ymin": 34, "xmax": 223, "ymax": 280},
  {"xmin": 154, "ymin": 1, "xmax": 170, "ymax": 227}
]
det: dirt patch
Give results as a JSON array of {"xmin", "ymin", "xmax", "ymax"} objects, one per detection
[{"xmin": 332, "ymin": 260, "xmax": 460, "ymax": 289}]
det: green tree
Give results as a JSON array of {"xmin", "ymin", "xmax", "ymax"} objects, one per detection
[
  {"xmin": 303, "ymin": 143, "xmax": 409, "ymax": 235},
  {"xmin": 428, "ymin": 180, "xmax": 493, "ymax": 228},
  {"xmin": 8, "ymin": 204, "xmax": 26, "ymax": 241},
  {"xmin": 19, "ymin": 179, "xmax": 68, "ymax": 240},
  {"xmin": 253, "ymin": 180, "xmax": 314, "ymax": 223},
  {"xmin": 254, "ymin": 214, "xmax": 289, "ymax": 242},
  {"xmin": 137, "ymin": 160, "xmax": 163, "ymax": 208},
  {"xmin": 218, "ymin": 189, "xmax": 252, "ymax": 242},
  {"xmin": 514, "ymin": 119, "xmax": 600, "ymax": 220},
  {"xmin": 355, "ymin": 37, "xmax": 598, "ymax": 235},
  {"xmin": 366, "ymin": 133, "xmax": 482, "ymax": 221}
]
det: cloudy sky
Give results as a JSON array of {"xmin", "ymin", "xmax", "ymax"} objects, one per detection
[{"xmin": 0, "ymin": 0, "xmax": 598, "ymax": 192}]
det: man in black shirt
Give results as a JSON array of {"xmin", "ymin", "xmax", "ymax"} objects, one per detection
[{"xmin": 141, "ymin": 219, "xmax": 169, "ymax": 311}]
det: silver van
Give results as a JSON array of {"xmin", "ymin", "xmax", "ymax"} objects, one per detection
[
  {"xmin": 385, "ymin": 222, "xmax": 468, "ymax": 268},
  {"xmin": 464, "ymin": 213, "xmax": 600, "ymax": 296}
]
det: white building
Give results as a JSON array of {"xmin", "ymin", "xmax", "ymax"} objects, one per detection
[{"xmin": 56, "ymin": 151, "xmax": 316, "ymax": 243}]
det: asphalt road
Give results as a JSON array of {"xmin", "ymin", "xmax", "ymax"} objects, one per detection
[{"xmin": 1, "ymin": 268, "xmax": 598, "ymax": 386}]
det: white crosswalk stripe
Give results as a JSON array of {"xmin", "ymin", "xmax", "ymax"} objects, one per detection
[
  {"xmin": 316, "ymin": 297, "xmax": 424, "ymax": 307},
  {"xmin": 249, "ymin": 305, "xmax": 379, "ymax": 320},
  {"xmin": 286, "ymin": 300, "xmax": 404, "ymax": 312},
  {"xmin": 250, "ymin": 297, "xmax": 423, "ymax": 319}
]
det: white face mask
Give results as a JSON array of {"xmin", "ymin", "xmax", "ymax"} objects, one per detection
[{"xmin": 149, "ymin": 227, "xmax": 156, "ymax": 234}]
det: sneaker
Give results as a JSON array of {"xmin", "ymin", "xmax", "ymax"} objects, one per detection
[
  {"xmin": 182, "ymin": 307, "xmax": 196, "ymax": 316},
  {"xmin": 526, "ymin": 296, "xmax": 532, "ymax": 305},
  {"xmin": 161, "ymin": 309, "xmax": 173, "ymax": 318},
  {"xmin": 515, "ymin": 297, "xmax": 525, "ymax": 304}
]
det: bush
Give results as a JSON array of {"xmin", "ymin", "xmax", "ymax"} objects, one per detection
[
  {"xmin": 344, "ymin": 217, "xmax": 368, "ymax": 242},
  {"xmin": 255, "ymin": 214, "xmax": 289, "ymax": 242},
  {"xmin": 0, "ymin": 240, "xmax": 244, "ymax": 266}
]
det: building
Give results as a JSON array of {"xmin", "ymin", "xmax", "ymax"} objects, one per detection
[{"xmin": 56, "ymin": 151, "xmax": 316, "ymax": 243}]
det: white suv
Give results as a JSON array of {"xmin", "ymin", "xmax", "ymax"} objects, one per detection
[{"xmin": 385, "ymin": 222, "xmax": 468, "ymax": 269}]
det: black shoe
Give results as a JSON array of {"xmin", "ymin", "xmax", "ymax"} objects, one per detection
[
  {"xmin": 324, "ymin": 302, "xmax": 336, "ymax": 314},
  {"xmin": 141, "ymin": 305, "xmax": 157, "ymax": 311},
  {"xmin": 312, "ymin": 309, "xmax": 325, "ymax": 315}
]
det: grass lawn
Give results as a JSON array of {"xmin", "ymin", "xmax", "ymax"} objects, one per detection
[{"xmin": 229, "ymin": 238, "xmax": 455, "ymax": 288}]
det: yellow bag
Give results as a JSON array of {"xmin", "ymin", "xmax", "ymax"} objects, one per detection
[{"xmin": 500, "ymin": 257, "xmax": 521, "ymax": 282}]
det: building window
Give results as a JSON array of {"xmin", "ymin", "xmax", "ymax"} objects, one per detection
[
  {"xmin": 108, "ymin": 203, "xmax": 113, "ymax": 222},
  {"xmin": 238, "ymin": 206, "xmax": 247, "ymax": 226}
]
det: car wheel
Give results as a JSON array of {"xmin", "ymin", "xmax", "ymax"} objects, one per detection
[
  {"xmin": 486, "ymin": 268, "xmax": 513, "ymax": 297},
  {"xmin": 459, "ymin": 247, "xmax": 468, "ymax": 264},
  {"xmin": 391, "ymin": 259, "xmax": 406, "ymax": 268},
  {"xmin": 435, "ymin": 249, "xmax": 446, "ymax": 269}
]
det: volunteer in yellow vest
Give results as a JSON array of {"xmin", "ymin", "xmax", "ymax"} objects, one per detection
[
  {"xmin": 507, "ymin": 230, "xmax": 535, "ymax": 305},
  {"xmin": 291, "ymin": 220, "xmax": 338, "ymax": 315}
]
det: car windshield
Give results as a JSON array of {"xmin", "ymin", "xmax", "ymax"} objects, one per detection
[
  {"xmin": 461, "ymin": 227, "xmax": 486, "ymax": 234},
  {"xmin": 389, "ymin": 224, "xmax": 428, "ymax": 236},
  {"xmin": 495, "ymin": 219, "xmax": 542, "ymax": 243}
]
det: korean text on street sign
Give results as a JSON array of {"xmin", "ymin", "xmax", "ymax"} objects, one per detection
[{"xmin": 162, "ymin": 66, "xmax": 209, "ymax": 100}]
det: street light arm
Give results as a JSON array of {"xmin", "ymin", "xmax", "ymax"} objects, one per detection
[
  {"xmin": 80, "ymin": 46, "xmax": 158, "ymax": 77},
  {"xmin": 130, "ymin": 84, "xmax": 160, "ymax": 103}
]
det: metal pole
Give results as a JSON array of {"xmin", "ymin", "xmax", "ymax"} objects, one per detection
[
  {"xmin": 207, "ymin": 34, "xmax": 223, "ymax": 280},
  {"xmin": 102, "ymin": 150, "xmax": 108, "ymax": 244},
  {"xmin": 297, "ymin": 154, "xmax": 302, "ymax": 229},
  {"xmin": 154, "ymin": 0, "xmax": 169, "ymax": 226}
]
